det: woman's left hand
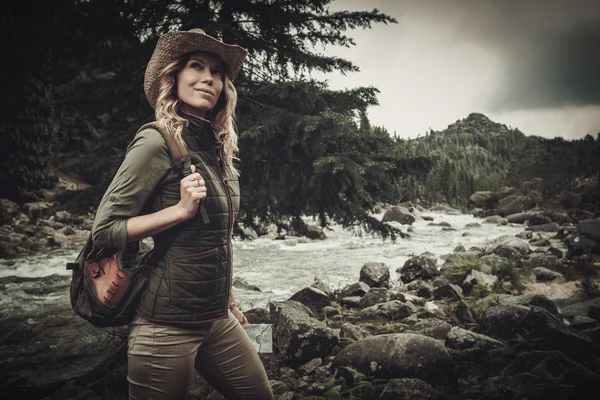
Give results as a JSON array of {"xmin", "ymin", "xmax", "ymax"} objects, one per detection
[{"xmin": 231, "ymin": 307, "xmax": 248, "ymax": 325}]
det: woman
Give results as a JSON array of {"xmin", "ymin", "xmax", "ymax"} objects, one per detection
[{"xmin": 91, "ymin": 28, "xmax": 274, "ymax": 400}]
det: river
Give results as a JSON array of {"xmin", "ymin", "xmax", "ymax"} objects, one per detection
[{"xmin": 0, "ymin": 211, "xmax": 528, "ymax": 317}]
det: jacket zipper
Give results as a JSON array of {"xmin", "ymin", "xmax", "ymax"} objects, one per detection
[{"xmin": 215, "ymin": 145, "xmax": 234, "ymax": 317}]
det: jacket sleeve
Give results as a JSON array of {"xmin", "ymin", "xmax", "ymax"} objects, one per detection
[{"xmin": 91, "ymin": 129, "xmax": 172, "ymax": 250}]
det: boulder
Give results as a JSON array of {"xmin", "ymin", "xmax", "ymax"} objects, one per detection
[
  {"xmin": 561, "ymin": 297, "xmax": 600, "ymax": 319},
  {"xmin": 340, "ymin": 323, "xmax": 372, "ymax": 342},
  {"xmin": 310, "ymin": 277, "xmax": 331, "ymax": 297},
  {"xmin": 382, "ymin": 206, "xmax": 416, "ymax": 225},
  {"xmin": 340, "ymin": 296, "xmax": 362, "ymax": 309},
  {"xmin": 463, "ymin": 351, "xmax": 600, "ymax": 400},
  {"xmin": 232, "ymin": 277, "xmax": 262, "ymax": 291},
  {"xmin": 484, "ymin": 215, "xmax": 507, "ymax": 225},
  {"xmin": 464, "ymin": 269, "xmax": 498, "ymax": 289},
  {"xmin": 407, "ymin": 318, "xmax": 452, "ymax": 341},
  {"xmin": 361, "ymin": 300, "xmax": 416, "ymax": 320},
  {"xmin": 497, "ymin": 293, "xmax": 560, "ymax": 317},
  {"xmin": 523, "ymin": 253, "xmax": 561, "ymax": 270},
  {"xmin": 528, "ymin": 222, "xmax": 559, "ymax": 232},
  {"xmin": 338, "ymin": 281, "xmax": 370, "ymax": 298},
  {"xmin": 445, "ymin": 326, "xmax": 505, "ymax": 350},
  {"xmin": 455, "ymin": 300, "xmax": 475, "ymax": 324},
  {"xmin": 269, "ymin": 300, "xmax": 339, "ymax": 365},
  {"xmin": 332, "ymin": 333, "xmax": 457, "ymax": 389},
  {"xmin": 306, "ymin": 224, "xmax": 326, "ymax": 240},
  {"xmin": 359, "ymin": 287, "xmax": 391, "ymax": 308},
  {"xmin": 464, "ymin": 223, "xmax": 481, "ymax": 228},
  {"xmin": 0, "ymin": 198, "xmax": 20, "ymax": 224},
  {"xmin": 480, "ymin": 304, "xmax": 530, "ymax": 340},
  {"xmin": 380, "ymin": 378, "xmax": 448, "ymax": 400},
  {"xmin": 244, "ymin": 307, "xmax": 272, "ymax": 324},
  {"xmin": 289, "ymin": 286, "xmax": 331, "ymax": 315},
  {"xmin": 469, "ymin": 191, "xmax": 494, "ymax": 208},
  {"xmin": 495, "ymin": 196, "xmax": 536, "ymax": 217},
  {"xmin": 488, "ymin": 235, "xmax": 529, "ymax": 260},
  {"xmin": 433, "ymin": 283, "xmax": 463, "ymax": 300},
  {"xmin": 359, "ymin": 262, "xmax": 390, "ymax": 288},
  {"xmin": 533, "ymin": 267, "xmax": 562, "ymax": 281},
  {"xmin": 22, "ymin": 202, "xmax": 55, "ymax": 221},
  {"xmin": 567, "ymin": 218, "xmax": 600, "ymax": 256},
  {"xmin": 506, "ymin": 211, "xmax": 543, "ymax": 224},
  {"xmin": 398, "ymin": 256, "xmax": 439, "ymax": 283}
]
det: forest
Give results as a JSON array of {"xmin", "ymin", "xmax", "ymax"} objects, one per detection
[{"xmin": 2, "ymin": 0, "xmax": 599, "ymax": 240}]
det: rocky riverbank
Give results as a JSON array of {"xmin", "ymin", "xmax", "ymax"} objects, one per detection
[{"xmin": 1, "ymin": 199, "xmax": 599, "ymax": 399}]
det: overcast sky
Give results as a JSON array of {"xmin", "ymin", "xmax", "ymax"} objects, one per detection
[{"xmin": 318, "ymin": 0, "xmax": 600, "ymax": 140}]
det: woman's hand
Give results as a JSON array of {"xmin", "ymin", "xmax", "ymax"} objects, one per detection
[
  {"xmin": 177, "ymin": 164, "xmax": 207, "ymax": 220},
  {"xmin": 231, "ymin": 307, "xmax": 248, "ymax": 325}
]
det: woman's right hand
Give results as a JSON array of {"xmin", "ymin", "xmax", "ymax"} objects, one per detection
[{"xmin": 177, "ymin": 164, "xmax": 207, "ymax": 219}]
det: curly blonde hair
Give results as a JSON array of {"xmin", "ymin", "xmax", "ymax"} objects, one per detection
[{"xmin": 154, "ymin": 52, "xmax": 239, "ymax": 173}]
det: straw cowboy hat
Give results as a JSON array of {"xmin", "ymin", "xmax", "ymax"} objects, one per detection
[{"xmin": 144, "ymin": 28, "xmax": 248, "ymax": 108}]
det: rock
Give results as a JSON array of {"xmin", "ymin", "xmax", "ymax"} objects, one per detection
[
  {"xmin": 398, "ymin": 256, "xmax": 439, "ymax": 283},
  {"xmin": 548, "ymin": 246, "xmax": 563, "ymax": 259},
  {"xmin": 428, "ymin": 221, "xmax": 452, "ymax": 227},
  {"xmin": 359, "ymin": 287, "xmax": 391, "ymax": 308},
  {"xmin": 62, "ymin": 226, "xmax": 76, "ymax": 236},
  {"xmin": 340, "ymin": 323, "xmax": 372, "ymax": 341},
  {"xmin": 463, "ymin": 351, "xmax": 600, "ymax": 400},
  {"xmin": 518, "ymin": 307, "xmax": 600, "ymax": 362},
  {"xmin": 22, "ymin": 202, "xmax": 55, "ymax": 221},
  {"xmin": 361, "ymin": 300, "xmax": 416, "ymax": 320},
  {"xmin": 560, "ymin": 297, "xmax": 600, "ymax": 319},
  {"xmin": 515, "ymin": 231, "xmax": 533, "ymax": 239},
  {"xmin": 533, "ymin": 267, "xmax": 562, "ymax": 281},
  {"xmin": 332, "ymin": 333, "xmax": 457, "ymax": 389},
  {"xmin": 433, "ymin": 283, "xmax": 463, "ymax": 300},
  {"xmin": 528, "ymin": 222, "xmax": 560, "ymax": 232},
  {"xmin": 480, "ymin": 254, "xmax": 506, "ymax": 272},
  {"xmin": 497, "ymin": 293, "xmax": 560, "ymax": 317},
  {"xmin": 422, "ymin": 216, "xmax": 434, "ymax": 221},
  {"xmin": 359, "ymin": 262, "xmax": 390, "ymax": 288},
  {"xmin": 423, "ymin": 301, "xmax": 446, "ymax": 318},
  {"xmin": 244, "ymin": 307, "xmax": 272, "ymax": 324},
  {"xmin": 380, "ymin": 378, "xmax": 448, "ymax": 400},
  {"xmin": 338, "ymin": 282, "xmax": 370, "ymax": 298},
  {"xmin": 523, "ymin": 253, "xmax": 561, "ymax": 270},
  {"xmin": 469, "ymin": 191, "xmax": 495, "ymax": 208},
  {"xmin": 340, "ymin": 296, "xmax": 362, "ymax": 308},
  {"xmin": 453, "ymin": 244, "xmax": 466, "ymax": 252},
  {"xmin": 0, "ymin": 198, "xmax": 20, "ymax": 224},
  {"xmin": 464, "ymin": 269, "xmax": 498, "ymax": 289},
  {"xmin": 488, "ymin": 235, "xmax": 529, "ymax": 260},
  {"xmin": 240, "ymin": 226, "xmax": 259, "ymax": 240},
  {"xmin": 305, "ymin": 224, "xmax": 326, "ymax": 240},
  {"xmin": 480, "ymin": 304, "xmax": 530, "ymax": 340},
  {"xmin": 506, "ymin": 211, "xmax": 543, "ymax": 224},
  {"xmin": 456, "ymin": 300, "xmax": 475, "ymax": 323},
  {"xmin": 269, "ymin": 300, "xmax": 339, "ymax": 365},
  {"xmin": 567, "ymin": 218, "xmax": 600, "ymax": 257},
  {"xmin": 495, "ymin": 196, "xmax": 536, "ymax": 217},
  {"xmin": 589, "ymin": 302, "xmax": 600, "ymax": 322},
  {"xmin": 464, "ymin": 223, "xmax": 481, "ymax": 228},
  {"xmin": 297, "ymin": 357, "xmax": 322, "ymax": 374},
  {"xmin": 232, "ymin": 277, "xmax": 262, "ymax": 291},
  {"xmin": 484, "ymin": 215, "xmax": 507, "ymax": 225},
  {"xmin": 407, "ymin": 318, "xmax": 452, "ymax": 341},
  {"xmin": 570, "ymin": 316, "xmax": 599, "ymax": 331},
  {"xmin": 322, "ymin": 306, "xmax": 339, "ymax": 318},
  {"xmin": 445, "ymin": 326, "xmax": 505, "ymax": 350},
  {"xmin": 48, "ymin": 234, "xmax": 67, "ymax": 247},
  {"xmin": 382, "ymin": 206, "xmax": 416, "ymax": 225},
  {"xmin": 310, "ymin": 277, "xmax": 331, "ymax": 297},
  {"xmin": 289, "ymin": 286, "xmax": 331, "ymax": 315},
  {"xmin": 54, "ymin": 210, "xmax": 72, "ymax": 223}
]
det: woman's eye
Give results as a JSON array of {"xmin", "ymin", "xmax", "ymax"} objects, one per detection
[
  {"xmin": 191, "ymin": 62, "xmax": 203, "ymax": 70},
  {"xmin": 213, "ymin": 69, "xmax": 224, "ymax": 77}
]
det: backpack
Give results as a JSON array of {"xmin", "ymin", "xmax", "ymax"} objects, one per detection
[{"xmin": 66, "ymin": 122, "xmax": 207, "ymax": 328}]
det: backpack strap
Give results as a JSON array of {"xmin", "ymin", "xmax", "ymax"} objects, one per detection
[{"xmin": 136, "ymin": 122, "xmax": 209, "ymax": 225}]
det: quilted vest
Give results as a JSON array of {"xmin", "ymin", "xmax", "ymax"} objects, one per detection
[{"xmin": 136, "ymin": 118, "xmax": 240, "ymax": 324}]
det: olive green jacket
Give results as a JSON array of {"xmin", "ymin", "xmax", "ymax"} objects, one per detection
[{"xmin": 92, "ymin": 117, "xmax": 239, "ymax": 324}]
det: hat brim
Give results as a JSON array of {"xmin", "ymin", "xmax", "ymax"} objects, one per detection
[{"xmin": 144, "ymin": 31, "xmax": 247, "ymax": 108}]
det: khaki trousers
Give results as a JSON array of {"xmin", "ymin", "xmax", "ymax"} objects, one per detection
[{"xmin": 127, "ymin": 311, "xmax": 274, "ymax": 400}]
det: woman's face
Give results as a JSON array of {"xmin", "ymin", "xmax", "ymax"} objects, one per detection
[{"xmin": 177, "ymin": 52, "xmax": 225, "ymax": 118}]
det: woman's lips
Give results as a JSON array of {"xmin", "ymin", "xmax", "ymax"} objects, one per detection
[{"xmin": 194, "ymin": 88, "xmax": 214, "ymax": 96}]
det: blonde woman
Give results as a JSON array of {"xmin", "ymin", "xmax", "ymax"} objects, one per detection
[{"xmin": 92, "ymin": 29, "xmax": 274, "ymax": 400}]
